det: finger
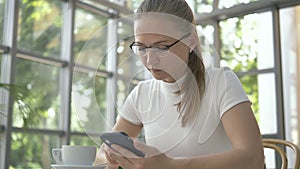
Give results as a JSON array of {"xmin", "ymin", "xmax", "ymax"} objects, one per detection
[
  {"xmin": 104, "ymin": 144, "xmax": 122, "ymax": 157},
  {"xmin": 104, "ymin": 149, "xmax": 119, "ymax": 167},
  {"xmin": 111, "ymin": 153, "xmax": 133, "ymax": 169},
  {"xmin": 105, "ymin": 166, "xmax": 119, "ymax": 169},
  {"xmin": 111, "ymin": 144, "xmax": 140, "ymax": 159},
  {"xmin": 134, "ymin": 141, "xmax": 160, "ymax": 157}
]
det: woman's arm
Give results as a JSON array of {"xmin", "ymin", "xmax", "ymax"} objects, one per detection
[
  {"xmin": 173, "ymin": 101, "xmax": 264, "ymax": 169},
  {"xmin": 112, "ymin": 117, "xmax": 143, "ymax": 138},
  {"xmin": 98, "ymin": 102, "xmax": 264, "ymax": 169}
]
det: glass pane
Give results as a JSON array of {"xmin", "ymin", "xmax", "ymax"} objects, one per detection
[
  {"xmin": 117, "ymin": 38, "xmax": 145, "ymax": 80},
  {"xmin": 239, "ymin": 74, "xmax": 259, "ymax": 119},
  {"xmin": 220, "ymin": 12, "xmax": 274, "ymax": 71},
  {"xmin": 74, "ymin": 7, "xmax": 108, "ymax": 69},
  {"xmin": 0, "ymin": 54, "xmax": 2, "ymax": 81},
  {"xmin": 264, "ymin": 148, "xmax": 276, "ymax": 169},
  {"xmin": 239, "ymin": 73, "xmax": 277, "ymax": 134},
  {"xmin": 17, "ymin": 0, "xmax": 62, "ymax": 58},
  {"xmin": 195, "ymin": 0, "xmax": 214, "ymax": 13},
  {"xmin": 126, "ymin": 0, "xmax": 144, "ymax": 10},
  {"xmin": 13, "ymin": 58, "xmax": 60, "ymax": 129},
  {"xmin": 256, "ymin": 12, "xmax": 274, "ymax": 70},
  {"xmin": 280, "ymin": 5, "xmax": 300, "ymax": 167},
  {"xmin": 257, "ymin": 73, "xmax": 277, "ymax": 134},
  {"xmin": 0, "ymin": 0, "xmax": 5, "ymax": 44},
  {"xmin": 71, "ymin": 71, "xmax": 107, "ymax": 135},
  {"xmin": 0, "ymin": 54, "xmax": 5, "ymax": 115},
  {"xmin": 219, "ymin": 0, "xmax": 258, "ymax": 9},
  {"xmin": 70, "ymin": 135, "xmax": 100, "ymax": 146},
  {"xmin": 10, "ymin": 133, "xmax": 59, "ymax": 169},
  {"xmin": 116, "ymin": 19, "xmax": 147, "ymax": 111},
  {"xmin": 197, "ymin": 25, "xmax": 216, "ymax": 67}
]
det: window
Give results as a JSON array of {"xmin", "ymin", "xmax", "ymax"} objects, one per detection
[
  {"xmin": 193, "ymin": 1, "xmax": 300, "ymax": 168},
  {"xmin": 73, "ymin": 7, "xmax": 108, "ymax": 69},
  {"xmin": 195, "ymin": 0, "xmax": 214, "ymax": 13},
  {"xmin": 1, "ymin": 0, "xmax": 300, "ymax": 168},
  {"xmin": 126, "ymin": 0, "xmax": 144, "ymax": 11},
  {"xmin": 280, "ymin": 5, "xmax": 300, "ymax": 168},
  {"xmin": 17, "ymin": 0, "xmax": 62, "ymax": 58},
  {"xmin": 13, "ymin": 58, "xmax": 60, "ymax": 129},
  {"xmin": 0, "ymin": 54, "xmax": 2, "ymax": 81},
  {"xmin": 0, "ymin": 0, "xmax": 5, "ymax": 44},
  {"xmin": 10, "ymin": 133, "xmax": 59, "ymax": 168},
  {"xmin": 71, "ymin": 72, "xmax": 107, "ymax": 134},
  {"xmin": 116, "ymin": 19, "xmax": 146, "ymax": 107},
  {"xmin": 220, "ymin": 12, "xmax": 277, "ymax": 134},
  {"xmin": 197, "ymin": 25, "xmax": 216, "ymax": 66},
  {"xmin": 218, "ymin": 0, "xmax": 259, "ymax": 9}
]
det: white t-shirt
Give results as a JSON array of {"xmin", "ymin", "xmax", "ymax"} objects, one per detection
[{"xmin": 119, "ymin": 66, "xmax": 249, "ymax": 158}]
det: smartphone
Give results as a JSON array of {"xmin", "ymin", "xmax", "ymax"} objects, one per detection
[{"xmin": 100, "ymin": 132, "xmax": 145, "ymax": 157}]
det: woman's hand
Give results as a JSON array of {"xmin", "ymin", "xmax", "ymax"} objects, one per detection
[
  {"xmin": 107, "ymin": 141, "xmax": 176, "ymax": 169},
  {"xmin": 94, "ymin": 144, "xmax": 119, "ymax": 169}
]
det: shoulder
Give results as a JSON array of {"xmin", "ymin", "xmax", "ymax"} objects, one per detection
[
  {"xmin": 135, "ymin": 78, "xmax": 157, "ymax": 89},
  {"xmin": 206, "ymin": 66, "xmax": 236, "ymax": 78},
  {"xmin": 205, "ymin": 66, "xmax": 238, "ymax": 85},
  {"xmin": 130, "ymin": 78, "xmax": 158, "ymax": 94}
]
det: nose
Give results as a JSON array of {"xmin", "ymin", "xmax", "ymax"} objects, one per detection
[{"xmin": 146, "ymin": 49, "xmax": 159, "ymax": 66}]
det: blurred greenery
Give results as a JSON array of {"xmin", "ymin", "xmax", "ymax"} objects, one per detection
[
  {"xmin": 0, "ymin": 83, "xmax": 36, "ymax": 127},
  {"xmin": 1, "ymin": 0, "xmax": 262, "ymax": 168},
  {"xmin": 73, "ymin": 7, "xmax": 108, "ymax": 69},
  {"xmin": 218, "ymin": 0, "xmax": 258, "ymax": 9},
  {"xmin": 220, "ymin": 14, "xmax": 259, "ymax": 120},
  {"xmin": 18, "ymin": 0, "xmax": 62, "ymax": 58},
  {"xmin": 13, "ymin": 58, "xmax": 60, "ymax": 129},
  {"xmin": 2, "ymin": 0, "xmax": 106, "ymax": 168}
]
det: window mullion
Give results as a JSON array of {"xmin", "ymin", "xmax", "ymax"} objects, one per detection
[
  {"xmin": 0, "ymin": 0, "xmax": 19, "ymax": 168},
  {"xmin": 59, "ymin": 0, "xmax": 75, "ymax": 145},
  {"xmin": 105, "ymin": 18, "xmax": 118, "ymax": 132}
]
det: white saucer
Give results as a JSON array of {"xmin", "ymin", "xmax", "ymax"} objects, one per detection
[{"xmin": 51, "ymin": 164, "xmax": 107, "ymax": 169}]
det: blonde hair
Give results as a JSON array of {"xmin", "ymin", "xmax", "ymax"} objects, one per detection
[{"xmin": 136, "ymin": 0, "xmax": 206, "ymax": 127}]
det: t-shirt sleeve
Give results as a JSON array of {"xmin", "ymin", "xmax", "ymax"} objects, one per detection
[
  {"xmin": 218, "ymin": 68, "xmax": 250, "ymax": 118},
  {"xmin": 118, "ymin": 84, "xmax": 143, "ymax": 125}
]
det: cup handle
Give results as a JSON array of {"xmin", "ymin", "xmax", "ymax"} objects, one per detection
[{"xmin": 52, "ymin": 149, "xmax": 63, "ymax": 164}]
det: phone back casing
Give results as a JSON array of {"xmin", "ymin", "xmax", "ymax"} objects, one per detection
[{"xmin": 100, "ymin": 132, "xmax": 145, "ymax": 157}]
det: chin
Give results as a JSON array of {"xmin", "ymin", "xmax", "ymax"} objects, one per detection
[
  {"xmin": 153, "ymin": 76, "xmax": 174, "ymax": 82},
  {"xmin": 150, "ymin": 70, "xmax": 174, "ymax": 82}
]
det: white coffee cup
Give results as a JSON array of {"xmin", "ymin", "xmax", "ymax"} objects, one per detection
[{"xmin": 52, "ymin": 145, "xmax": 97, "ymax": 166}]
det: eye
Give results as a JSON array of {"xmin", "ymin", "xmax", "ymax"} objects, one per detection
[
  {"xmin": 137, "ymin": 46, "xmax": 147, "ymax": 51},
  {"xmin": 154, "ymin": 45, "xmax": 169, "ymax": 50},
  {"xmin": 131, "ymin": 45, "xmax": 146, "ymax": 53}
]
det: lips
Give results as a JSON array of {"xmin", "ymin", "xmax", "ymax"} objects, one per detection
[{"xmin": 149, "ymin": 68, "xmax": 162, "ymax": 73}]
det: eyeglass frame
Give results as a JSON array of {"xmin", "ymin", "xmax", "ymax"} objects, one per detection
[{"xmin": 129, "ymin": 33, "xmax": 191, "ymax": 57}]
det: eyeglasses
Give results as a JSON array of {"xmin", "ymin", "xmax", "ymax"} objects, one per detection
[{"xmin": 129, "ymin": 33, "xmax": 191, "ymax": 57}]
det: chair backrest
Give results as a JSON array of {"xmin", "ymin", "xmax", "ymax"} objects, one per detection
[{"xmin": 262, "ymin": 138, "xmax": 300, "ymax": 169}]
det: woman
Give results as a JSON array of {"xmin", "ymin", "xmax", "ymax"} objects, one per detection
[{"xmin": 96, "ymin": 0, "xmax": 264, "ymax": 169}]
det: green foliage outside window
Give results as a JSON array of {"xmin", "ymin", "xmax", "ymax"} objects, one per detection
[
  {"xmin": 1, "ymin": 0, "xmax": 264, "ymax": 168},
  {"xmin": 220, "ymin": 14, "xmax": 259, "ymax": 120},
  {"xmin": 18, "ymin": 0, "xmax": 62, "ymax": 58},
  {"xmin": 4, "ymin": 1, "xmax": 104, "ymax": 168}
]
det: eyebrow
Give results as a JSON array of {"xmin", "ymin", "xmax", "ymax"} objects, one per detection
[{"xmin": 135, "ymin": 39, "xmax": 171, "ymax": 46}]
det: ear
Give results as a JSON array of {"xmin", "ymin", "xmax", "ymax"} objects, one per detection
[{"xmin": 187, "ymin": 31, "xmax": 198, "ymax": 53}]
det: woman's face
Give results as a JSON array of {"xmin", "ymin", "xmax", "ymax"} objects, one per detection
[{"xmin": 134, "ymin": 22, "xmax": 191, "ymax": 83}]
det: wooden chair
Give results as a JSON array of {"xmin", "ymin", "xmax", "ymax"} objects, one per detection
[{"xmin": 262, "ymin": 138, "xmax": 300, "ymax": 169}]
